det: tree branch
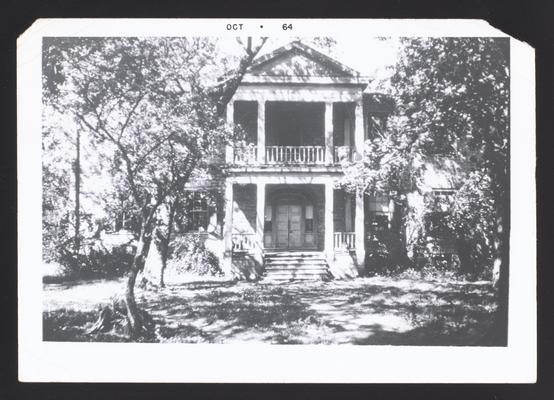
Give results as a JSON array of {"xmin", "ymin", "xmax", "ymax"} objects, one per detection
[{"xmin": 118, "ymin": 92, "xmax": 146, "ymax": 142}]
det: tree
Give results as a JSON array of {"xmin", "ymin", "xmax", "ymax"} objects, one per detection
[
  {"xmin": 42, "ymin": 113, "xmax": 75, "ymax": 262},
  {"xmin": 210, "ymin": 37, "xmax": 268, "ymax": 116},
  {"xmin": 341, "ymin": 38, "xmax": 510, "ymax": 343},
  {"xmin": 43, "ymin": 37, "xmax": 267, "ymax": 338}
]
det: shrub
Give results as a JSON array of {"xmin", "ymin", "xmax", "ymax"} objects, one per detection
[
  {"xmin": 57, "ymin": 244, "xmax": 132, "ymax": 280},
  {"xmin": 168, "ymin": 234, "xmax": 222, "ymax": 276},
  {"xmin": 365, "ymin": 237, "xmax": 409, "ymax": 276},
  {"xmin": 394, "ymin": 265, "xmax": 461, "ymax": 281}
]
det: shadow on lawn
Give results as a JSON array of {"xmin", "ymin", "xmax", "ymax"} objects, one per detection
[
  {"xmin": 147, "ymin": 285, "xmax": 317, "ymax": 343},
  {"xmin": 43, "ymin": 279, "xmax": 500, "ymax": 345}
]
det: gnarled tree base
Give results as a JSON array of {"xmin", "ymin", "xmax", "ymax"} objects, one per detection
[{"xmin": 86, "ymin": 295, "xmax": 156, "ymax": 340}]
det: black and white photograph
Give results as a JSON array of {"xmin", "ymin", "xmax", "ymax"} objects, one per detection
[{"xmin": 17, "ymin": 19, "xmax": 536, "ymax": 383}]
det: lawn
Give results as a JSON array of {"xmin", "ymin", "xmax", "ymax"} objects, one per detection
[{"xmin": 43, "ymin": 276, "xmax": 498, "ymax": 345}]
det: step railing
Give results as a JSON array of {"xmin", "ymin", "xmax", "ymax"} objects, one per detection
[
  {"xmin": 232, "ymin": 233, "xmax": 257, "ymax": 252},
  {"xmin": 333, "ymin": 232, "xmax": 356, "ymax": 250},
  {"xmin": 266, "ymin": 146, "xmax": 326, "ymax": 165}
]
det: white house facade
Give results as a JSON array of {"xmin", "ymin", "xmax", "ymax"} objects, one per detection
[{"xmin": 209, "ymin": 41, "xmax": 384, "ymax": 280}]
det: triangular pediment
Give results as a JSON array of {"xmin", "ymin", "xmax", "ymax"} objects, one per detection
[
  {"xmin": 250, "ymin": 49, "xmax": 350, "ymax": 78},
  {"xmin": 247, "ymin": 42, "xmax": 359, "ymax": 79}
]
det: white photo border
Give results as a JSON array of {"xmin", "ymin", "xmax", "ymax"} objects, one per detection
[{"xmin": 17, "ymin": 18, "xmax": 536, "ymax": 383}]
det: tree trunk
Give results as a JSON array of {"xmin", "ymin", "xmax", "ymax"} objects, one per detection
[
  {"xmin": 125, "ymin": 218, "xmax": 153, "ymax": 338},
  {"xmin": 455, "ymin": 239, "xmax": 473, "ymax": 276},
  {"xmin": 159, "ymin": 199, "xmax": 177, "ymax": 287},
  {"xmin": 482, "ymin": 137, "xmax": 510, "ymax": 345},
  {"xmin": 488, "ymin": 212, "xmax": 509, "ymax": 345}
]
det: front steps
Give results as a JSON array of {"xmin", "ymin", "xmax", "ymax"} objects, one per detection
[{"xmin": 262, "ymin": 251, "xmax": 331, "ymax": 282}]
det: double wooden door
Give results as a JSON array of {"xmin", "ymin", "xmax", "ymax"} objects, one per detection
[{"xmin": 275, "ymin": 204, "xmax": 302, "ymax": 248}]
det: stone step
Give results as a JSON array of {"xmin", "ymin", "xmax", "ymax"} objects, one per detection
[
  {"xmin": 265, "ymin": 254, "xmax": 326, "ymax": 259},
  {"xmin": 265, "ymin": 258, "xmax": 324, "ymax": 263},
  {"xmin": 265, "ymin": 254, "xmax": 325, "ymax": 260},
  {"xmin": 265, "ymin": 268, "xmax": 329, "ymax": 274},
  {"xmin": 264, "ymin": 274, "xmax": 330, "ymax": 280},
  {"xmin": 265, "ymin": 260, "xmax": 327, "ymax": 266},
  {"xmin": 264, "ymin": 252, "xmax": 323, "ymax": 257},
  {"xmin": 262, "ymin": 275, "xmax": 331, "ymax": 282},
  {"xmin": 263, "ymin": 251, "xmax": 330, "ymax": 282},
  {"xmin": 263, "ymin": 272, "xmax": 329, "ymax": 278},
  {"xmin": 265, "ymin": 269, "xmax": 329, "ymax": 274},
  {"xmin": 265, "ymin": 261, "xmax": 327, "ymax": 266},
  {"xmin": 265, "ymin": 265, "xmax": 327, "ymax": 269},
  {"xmin": 263, "ymin": 252, "xmax": 331, "ymax": 282}
]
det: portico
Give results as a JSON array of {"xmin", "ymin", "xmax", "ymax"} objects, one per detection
[
  {"xmin": 221, "ymin": 41, "xmax": 368, "ymax": 278},
  {"xmin": 222, "ymin": 173, "xmax": 366, "ymax": 271}
]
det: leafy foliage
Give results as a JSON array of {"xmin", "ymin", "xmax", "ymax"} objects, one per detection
[
  {"xmin": 56, "ymin": 245, "xmax": 134, "ymax": 280},
  {"xmin": 168, "ymin": 235, "xmax": 222, "ymax": 276},
  {"xmin": 448, "ymin": 171, "xmax": 496, "ymax": 278},
  {"xmin": 341, "ymin": 37, "xmax": 509, "ymax": 279}
]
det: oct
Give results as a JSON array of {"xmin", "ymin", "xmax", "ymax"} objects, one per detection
[{"xmin": 226, "ymin": 24, "xmax": 243, "ymax": 31}]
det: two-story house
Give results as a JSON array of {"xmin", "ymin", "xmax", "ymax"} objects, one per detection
[{"xmin": 211, "ymin": 41, "xmax": 388, "ymax": 281}]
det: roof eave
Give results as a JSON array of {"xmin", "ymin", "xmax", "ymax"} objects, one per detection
[{"xmin": 241, "ymin": 74, "xmax": 368, "ymax": 86}]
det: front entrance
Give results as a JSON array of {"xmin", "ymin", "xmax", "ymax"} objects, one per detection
[
  {"xmin": 263, "ymin": 184, "xmax": 322, "ymax": 251},
  {"xmin": 276, "ymin": 204, "xmax": 302, "ymax": 248}
]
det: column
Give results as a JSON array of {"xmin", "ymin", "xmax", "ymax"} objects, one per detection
[
  {"xmin": 225, "ymin": 101, "xmax": 234, "ymax": 163},
  {"xmin": 354, "ymin": 99, "xmax": 364, "ymax": 158},
  {"xmin": 324, "ymin": 102, "xmax": 334, "ymax": 165},
  {"xmin": 257, "ymin": 100, "xmax": 266, "ymax": 163},
  {"xmin": 222, "ymin": 179, "xmax": 234, "ymax": 272},
  {"xmin": 255, "ymin": 182, "xmax": 266, "ymax": 265},
  {"xmin": 324, "ymin": 182, "xmax": 335, "ymax": 258},
  {"xmin": 355, "ymin": 189, "xmax": 365, "ymax": 269}
]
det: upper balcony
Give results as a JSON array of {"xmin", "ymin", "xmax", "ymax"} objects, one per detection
[
  {"xmin": 233, "ymin": 145, "xmax": 353, "ymax": 166},
  {"xmin": 227, "ymin": 100, "xmax": 364, "ymax": 170}
]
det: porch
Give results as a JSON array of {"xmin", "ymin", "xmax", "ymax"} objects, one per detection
[
  {"xmin": 227, "ymin": 100, "xmax": 363, "ymax": 167},
  {"xmin": 223, "ymin": 180, "xmax": 366, "ymax": 274}
]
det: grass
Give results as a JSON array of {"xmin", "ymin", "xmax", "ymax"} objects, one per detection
[{"xmin": 43, "ymin": 276, "xmax": 499, "ymax": 345}]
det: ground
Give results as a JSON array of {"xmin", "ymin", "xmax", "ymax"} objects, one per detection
[{"xmin": 43, "ymin": 275, "xmax": 498, "ymax": 345}]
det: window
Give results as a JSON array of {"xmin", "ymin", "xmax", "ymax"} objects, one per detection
[
  {"xmin": 424, "ymin": 212, "xmax": 450, "ymax": 237},
  {"xmin": 186, "ymin": 192, "xmax": 209, "ymax": 232},
  {"xmin": 114, "ymin": 211, "xmax": 139, "ymax": 232},
  {"xmin": 426, "ymin": 189, "xmax": 456, "ymax": 213},
  {"xmin": 264, "ymin": 205, "xmax": 272, "ymax": 232},
  {"xmin": 368, "ymin": 194, "xmax": 392, "ymax": 232},
  {"xmin": 305, "ymin": 205, "xmax": 314, "ymax": 232},
  {"xmin": 423, "ymin": 189, "xmax": 456, "ymax": 238}
]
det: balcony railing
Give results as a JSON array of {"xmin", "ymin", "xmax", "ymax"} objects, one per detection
[
  {"xmin": 232, "ymin": 233, "xmax": 256, "ymax": 252},
  {"xmin": 334, "ymin": 232, "xmax": 356, "ymax": 250},
  {"xmin": 233, "ymin": 145, "xmax": 353, "ymax": 166},
  {"xmin": 266, "ymin": 145, "xmax": 326, "ymax": 164},
  {"xmin": 333, "ymin": 146, "xmax": 354, "ymax": 163},
  {"xmin": 233, "ymin": 145, "xmax": 257, "ymax": 164}
]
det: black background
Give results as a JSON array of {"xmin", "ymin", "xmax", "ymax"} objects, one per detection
[{"xmin": 1, "ymin": 0, "xmax": 552, "ymax": 399}]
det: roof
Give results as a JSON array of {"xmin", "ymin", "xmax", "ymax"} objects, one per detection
[{"xmin": 242, "ymin": 41, "xmax": 366, "ymax": 86}]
